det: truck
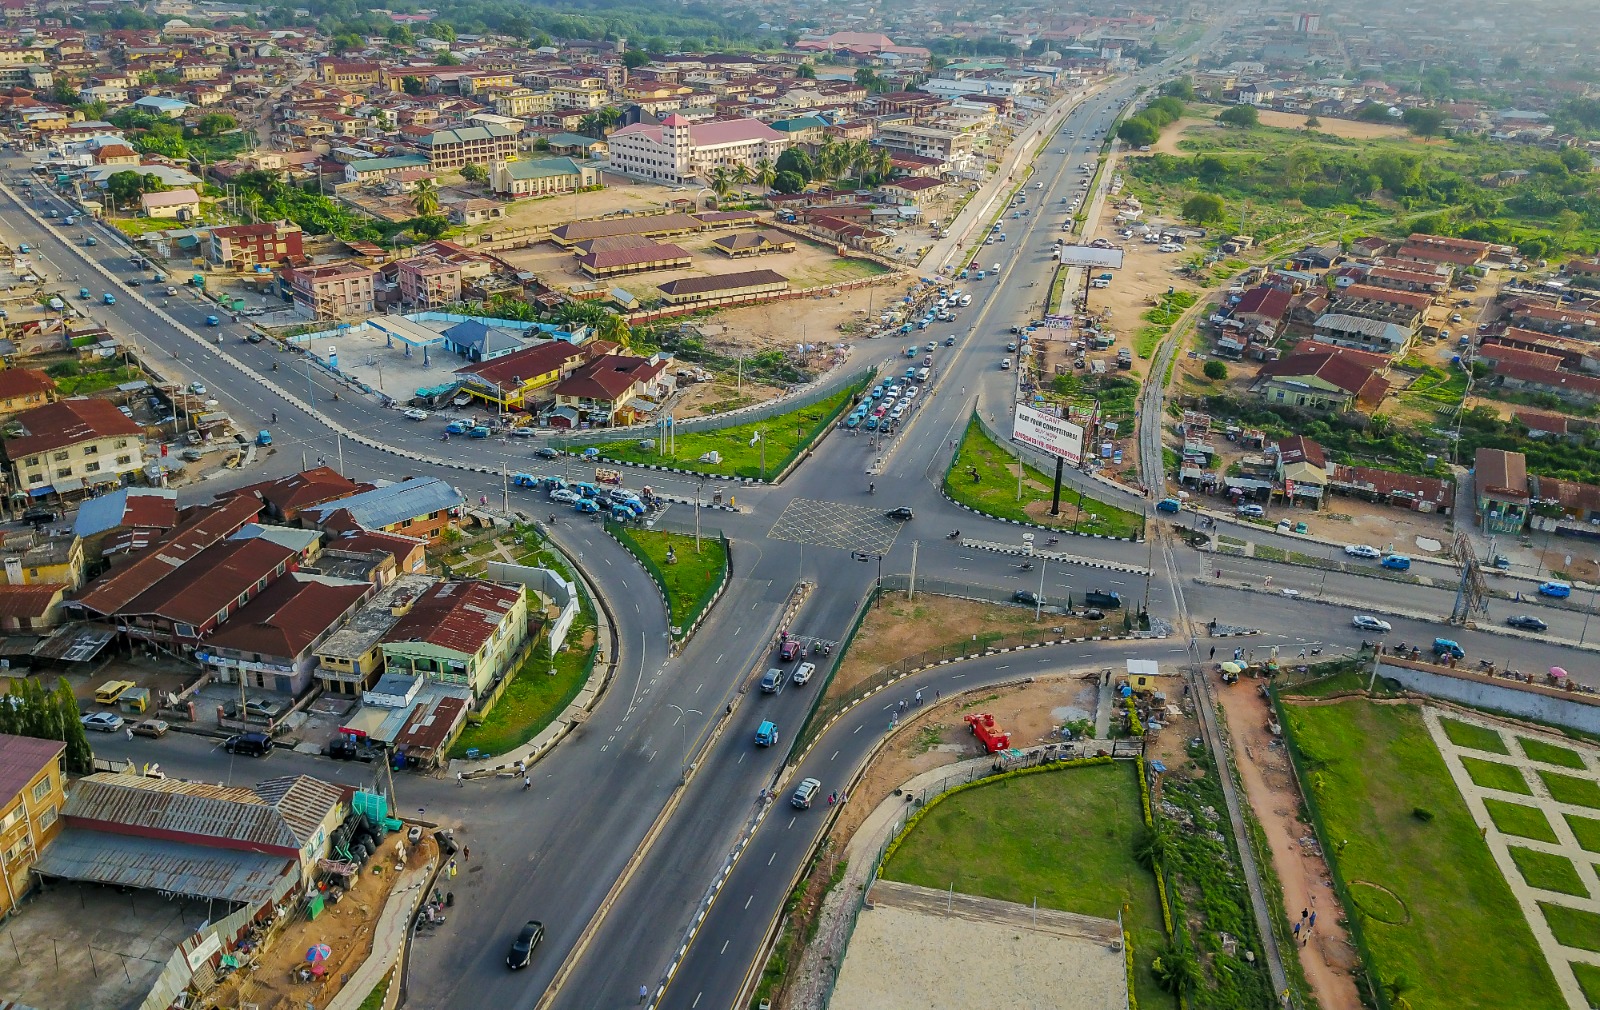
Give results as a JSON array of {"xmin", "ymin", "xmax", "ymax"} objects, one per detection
[
  {"xmin": 754, "ymin": 720, "xmax": 779, "ymax": 747},
  {"xmin": 1084, "ymin": 589, "xmax": 1123, "ymax": 609},
  {"xmin": 965, "ymin": 713, "xmax": 1011, "ymax": 753}
]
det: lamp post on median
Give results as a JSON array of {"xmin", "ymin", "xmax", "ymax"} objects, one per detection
[
  {"xmin": 667, "ymin": 703, "xmax": 701, "ymax": 768},
  {"xmin": 852, "ymin": 551, "xmax": 885, "ymax": 606}
]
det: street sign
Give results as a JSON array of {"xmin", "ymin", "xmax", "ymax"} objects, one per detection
[{"xmin": 1013, "ymin": 403, "xmax": 1084, "ymax": 466}]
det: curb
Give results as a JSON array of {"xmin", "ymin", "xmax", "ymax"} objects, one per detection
[
  {"xmin": 942, "ymin": 491, "xmax": 1143, "ymax": 543},
  {"xmin": 957, "ymin": 538, "xmax": 1149, "ymax": 575}
]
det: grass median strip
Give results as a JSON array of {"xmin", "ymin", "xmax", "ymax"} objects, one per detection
[
  {"xmin": 572, "ymin": 382, "xmax": 865, "ymax": 480},
  {"xmin": 944, "ymin": 418, "xmax": 1143, "ymax": 540},
  {"xmin": 610, "ymin": 526, "xmax": 728, "ymax": 635}
]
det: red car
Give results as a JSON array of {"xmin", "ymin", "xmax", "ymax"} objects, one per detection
[{"xmin": 780, "ymin": 639, "xmax": 800, "ymax": 661}]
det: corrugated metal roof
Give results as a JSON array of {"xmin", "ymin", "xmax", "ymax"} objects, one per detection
[
  {"xmin": 252, "ymin": 775, "xmax": 346, "ymax": 846},
  {"xmin": 35, "ymin": 829, "xmax": 295, "ymax": 905},
  {"xmin": 300, "ymin": 477, "xmax": 464, "ymax": 533},
  {"xmin": 64, "ymin": 775, "xmax": 301, "ymax": 851}
]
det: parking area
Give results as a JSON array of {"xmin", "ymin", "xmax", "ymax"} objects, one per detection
[{"xmin": 0, "ymin": 883, "xmax": 203, "ymax": 1010}]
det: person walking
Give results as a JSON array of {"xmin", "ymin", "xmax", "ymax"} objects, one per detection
[
  {"xmin": 463, "ymin": 846, "xmax": 470, "ymax": 862},
  {"xmin": 1209, "ymin": 646, "xmax": 1216, "ymax": 660},
  {"xmin": 639, "ymin": 985, "xmax": 649, "ymax": 1004},
  {"xmin": 915, "ymin": 689, "xmax": 923, "ymax": 706}
]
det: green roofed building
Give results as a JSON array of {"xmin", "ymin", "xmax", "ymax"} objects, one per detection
[
  {"xmin": 344, "ymin": 155, "xmax": 430, "ymax": 184},
  {"xmin": 418, "ymin": 123, "xmax": 520, "ymax": 169},
  {"xmin": 545, "ymin": 133, "xmax": 608, "ymax": 156},
  {"xmin": 490, "ymin": 157, "xmax": 603, "ymax": 198}
]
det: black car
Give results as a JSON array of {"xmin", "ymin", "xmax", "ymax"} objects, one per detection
[
  {"xmin": 224, "ymin": 732, "xmax": 274, "ymax": 757},
  {"xmin": 885, "ymin": 507, "xmax": 914, "ymax": 521},
  {"xmin": 506, "ymin": 920, "xmax": 545, "ymax": 969},
  {"xmin": 1506, "ymin": 615, "xmax": 1548, "ymax": 632},
  {"xmin": 534, "ymin": 447, "xmax": 560, "ymax": 459},
  {"xmin": 22, "ymin": 506, "xmax": 58, "ymax": 527},
  {"xmin": 325, "ymin": 738, "xmax": 376, "ymax": 761},
  {"xmin": 246, "ymin": 332, "xmax": 265, "ymax": 343},
  {"xmin": 127, "ymin": 279, "xmax": 141, "ymax": 286},
  {"xmin": 1013, "ymin": 590, "xmax": 1038, "ymax": 605}
]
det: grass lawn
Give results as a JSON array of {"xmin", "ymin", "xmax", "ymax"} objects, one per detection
[
  {"xmin": 1440, "ymin": 717, "xmax": 1510, "ymax": 755},
  {"xmin": 1520, "ymin": 738, "xmax": 1589, "ymax": 770},
  {"xmin": 610, "ymin": 527, "xmax": 728, "ymax": 635},
  {"xmin": 1485, "ymin": 798, "xmax": 1561, "ymax": 843},
  {"xmin": 1283, "ymin": 700, "xmax": 1562, "ymax": 1009},
  {"xmin": 1569, "ymin": 815, "xmax": 1600, "ymax": 853},
  {"xmin": 1542, "ymin": 902, "xmax": 1600, "ymax": 953},
  {"xmin": 1573, "ymin": 961, "xmax": 1600, "ymax": 1008},
  {"xmin": 449, "ymin": 606, "xmax": 596, "ymax": 760},
  {"xmin": 1539, "ymin": 770, "xmax": 1600, "ymax": 810},
  {"xmin": 943, "ymin": 419, "xmax": 1144, "ymax": 540},
  {"xmin": 1509, "ymin": 847, "xmax": 1589, "ymax": 897},
  {"xmin": 572, "ymin": 383, "xmax": 863, "ymax": 480},
  {"xmin": 1460, "ymin": 756, "xmax": 1532, "ymax": 795},
  {"xmin": 881, "ymin": 763, "xmax": 1173, "ymax": 1010}
]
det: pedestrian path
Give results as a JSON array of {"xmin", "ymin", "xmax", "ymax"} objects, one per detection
[
  {"xmin": 325, "ymin": 856, "xmax": 437, "ymax": 1010},
  {"xmin": 1423, "ymin": 706, "xmax": 1600, "ymax": 1010}
]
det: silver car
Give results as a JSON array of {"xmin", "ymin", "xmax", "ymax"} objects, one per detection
[
  {"xmin": 1351, "ymin": 615, "xmax": 1392, "ymax": 633},
  {"xmin": 791, "ymin": 777, "xmax": 822, "ymax": 809}
]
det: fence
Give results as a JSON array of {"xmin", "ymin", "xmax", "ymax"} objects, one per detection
[
  {"xmin": 536, "ymin": 364, "xmax": 878, "ymax": 450},
  {"xmin": 1271, "ymin": 688, "xmax": 1385, "ymax": 1010}
]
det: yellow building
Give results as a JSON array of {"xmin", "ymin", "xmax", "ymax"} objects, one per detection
[
  {"xmin": 1, "ymin": 528, "xmax": 85, "ymax": 589},
  {"xmin": 452, "ymin": 340, "xmax": 590, "ymax": 410},
  {"xmin": 0, "ymin": 368, "xmax": 55, "ymax": 417},
  {"xmin": 0, "ymin": 734, "xmax": 66, "ymax": 915},
  {"xmin": 1, "ymin": 398, "xmax": 145, "ymax": 500},
  {"xmin": 493, "ymin": 89, "xmax": 556, "ymax": 118}
]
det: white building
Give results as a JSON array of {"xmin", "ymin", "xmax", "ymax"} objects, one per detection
[{"xmin": 606, "ymin": 113, "xmax": 788, "ymax": 185}]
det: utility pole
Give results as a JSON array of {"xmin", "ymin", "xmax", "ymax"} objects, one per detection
[
  {"xmin": 336, "ymin": 433, "xmax": 344, "ymax": 476},
  {"xmin": 908, "ymin": 540, "xmax": 918, "ymax": 600},
  {"xmin": 502, "ymin": 463, "xmax": 509, "ymax": 514}
]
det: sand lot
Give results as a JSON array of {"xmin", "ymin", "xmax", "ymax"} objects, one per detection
[
  {"xmin": 1153, "ymin": 108, "xmax": 1411, "ymax": 156},
  {"xmin": 830, "ymin": 880, "xmax": 1127, "ymax": 1010}
]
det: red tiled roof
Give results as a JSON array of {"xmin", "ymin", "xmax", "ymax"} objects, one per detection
[
  {"xmin": 0, "ymin": 733, "xmax": 64, "ymax": 801},
  {"xmin": 1257, "ymin": 352, "xmax": 1390, "ymax": 401},
  {"xmin": 1275, "ymin": 436, "xmax": 1325, "ymax": 468},
  {"xmin": 1, "ymin": 398, "xmax": 140, "ymax": 459},
  {"xmin": 220, "ymin": 466, "xmax": 362, "ymax": 517},
  {"xmin": 1475, "ymin": 447, "xmax": 1528, "ymax": 498},
  {"xmin": 1289, "ymin": 340, "xmax": 1390, "ymax": 371},
  {"xmin": 454, "ymin": 341, "xmax": 589, "ymax": 389},
  {"xmin": 579, "ymin": 241, "xmax": 691, "ymax": 270},
  {"xmin": 1234, "ymin": 286, "xmax": 1293, "ymax": 320},
  {"xmin": 383, "ymin": 579, "xmax": 521, "ymax": 656},
  {"xmin": 1493, "ymin": 360, "xmax": 1600, "ymax": 399},
  {"xmin": 118, "ymin": 538, "xmax": 298, "ymax": 627},
  {"xmin": 657, "ymin": 269, "xmax": 787, "ymax": 296},
  {"xmin": 555, "ymin": 354, "xmax": 666, "ymax": 402},
  {"xmin": 1338, "ymin": 284, "xmax": 1432, "ymax": 312},
  {"xmin": 73, "ymin": 497, "xmax": 264, "ymax": 617},
  {"xmin": 0, "ymin": 583, "xmax": 63, "ymax": 622},
  {"xmin": 1514, "ymin": 410, "xmax": 1570, "ymax": 436}
]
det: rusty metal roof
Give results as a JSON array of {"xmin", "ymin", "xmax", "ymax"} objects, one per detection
[
  {"xmin": 62, "ymin": 773, "xmax": 341, "ymax": 853},
  {"xmin": 34, "ymin": 828, "xmax": 296, "ymax": 905}
]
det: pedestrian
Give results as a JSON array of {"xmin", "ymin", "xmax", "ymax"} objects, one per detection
[
  {"xmin": 456, "ymin": 772, "xmax": 463, "ymax": 787},
  {"xmin": 1293, "ymin": 921, "xmax": 1301, "ymax": 938},
  {"xmin": 1301, "ymin": 908, "xmax": 1308, "ymax": 921},
  {"xmin": 899, "ymin": 698, "xmax": 908, "ymax": 712},
  {"xmin": 935, "ymin": 690, "xmax": 941, "ymax": 703},
  {"xmin": 1309, "ymin": 910, "xmax": 1316, "ymax": 929},
  {"xmin": 1209, "ymin": 646, "xmax": 1216, "ymax": 660},
  {"xmin": 126, "ymin": 727, "xmax": 133, "ymax": 741},
  {"xmin": 640, "ymin": 985, "xmax": 649, "ymax": 1004},
  {"xmin": 915, "ymin": 689, "xmax": 923, "ymax": 706},
  {"xmin": 463, "ymin": 846, "xmax": 470, "ymax": 862},
  {"xmin": 523, "ymin": 775, "xmax": 531, "ymax": 790}
]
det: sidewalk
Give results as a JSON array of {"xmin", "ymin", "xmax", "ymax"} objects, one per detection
[{"xmin": 325, "ymin": 856, "xmax": 437, "ymax": 1010}]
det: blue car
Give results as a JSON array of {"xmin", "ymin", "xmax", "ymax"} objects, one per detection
[
  {"xmin": 1539, "ymin": 581, "xmax": 1572, "ymax": 599},
  {"xmin": 904, "ymin": 367, "xmax": 917, "ymax": 380},
  {"xmin": 511, "ymin": 473, "xmax": 538, "ymax": 487},
  {"xmin": 445, "ymin": 421, "xmax": 470, "ymax": 434},
  {"xmin": 864, "ymin": 416, "xmax": 880, "ymax": 430},
  {"xmin": 467, "ymin": 426, "xmax": 491, "ymax": 439},
  {"xmin": 1380, "ymin": 555, "xmax": 1411, "ymax": 571},
  {"xmin": 573, "ymin": 498, "xmax": 600, "ymax": 514},
  {"xmin": 870, "ymin": 386, "xmax": 885, "ymax": 400}
]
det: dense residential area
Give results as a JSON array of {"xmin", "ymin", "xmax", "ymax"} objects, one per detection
[{"xmin": 1, "ymin": 4, "xmax": 1600, "ymax": 1010}]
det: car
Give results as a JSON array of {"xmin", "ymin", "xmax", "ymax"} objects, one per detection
[
  {"xmin": 165, "ymin": 285, "xmax": 177, "ymax": 296},
  {"xmin": 1507, "ymin": 615, "xmax": 1548, "ymax": 632},
  {"xmin": 791, "ymin": 777, "xmax": 822, "ymax": 809},
  {"xmin": 224, "ymin": 731, "xmax": 274, "ymax": 756},
  {"xmin": 1380, "ymin": 555, "xmax": 1411, "ymax": 571},
  {"xmin": 445, "ymin": 420, "xmax": 470, "ymax": 434},
  {"xmin": 1538, "ymin": 581, "xmax": 1572, "ymax": 599},
  {"xmin": 102, "ymin": 293, "xmax": 116, "ymax": 304},
  {"xmin": 403, "ymin": 408, "xmax": 429, "ymax": 421},
  {"xmin": 549, "ymin": 488, "xmax": 581, "ymax": 505},
  {"xmin": 189, "ymin": 382, "xmax": 207, "ymax": 395},
  {"xmin": 468, "ymin": 426, "xmax": 491, "ymax": 439},
  {"xmin": 793, "ymin": 662, "xmax": 816, "ymax": 686},
  {"xmin": 755, "ymin": 720, "xmax": 780, "ymax": 746},
  {"xmin": 1280, "ymin": 588, "xmax": 1301, "ymax": 598},
  {"xmin": 885, "ymin": 506, "xmax": 914, "ymax": 521},
  {"xmin": 779, "ymin": 639, "xmax": 800, "ymax": 662},
  {"xmin": 246, "ymin": 332, "xmax": 265, "ymax": 343},
  {"xmin": 506, "ymin": 921, "xmax": 545, "ymax": 970},
  {"xmin": 1000, "ymin": 358, "xmax": 1011, "ymax": 370},
  {"xmin": 534, "ymin": 446, "xmax": 561, "ymax": 459},
  {"xmin": 573, "ymin": 498, "xmax": 600, "ymax": 514},
  {"xmin": 760, "ymin": 668, "xmax": 785, "ymax": 694},
  {"xmin": 510, "ymin": 427, "xmax": 538, "ymax": 437},
  {"xmin": 80, "ymin": 712, "xmax": 125, "ymax": 733},
  {"xmin": 944, "ymin": 336, "xmax": 956, "ymax": 346},
  {"xmin": 1006, "ymin": 341, "xmax": 1018, "ymax": 352},
  {"xmin": 130, "ymin": 718, "xmax": 169, "ymax": 738},
  {"xmin": 1451, "ymin": 313, "xmax": 1463, "ymax": 323},
  {"xmin": 1156, "ymin": 497, "xmax": 1181, "ymax": 514},
  {"xmin": 127, "ymin": 278, "xmax": 141, "ymax": 287},
  {"xmin": 325, "ymin": 737, "xmax": 376, "ymax": 760},
  {"xmin": 1013, "ymin": 590, "xmax": 1039, "ymax": 605},
  {"xmin": 1352, "ymin": 615, "xmax": 1392, "ymax": 633},
  {"xmin": 1235, "ymin": 504, "xmax": 1265, "ymax": 518},
  {"xmin": 1344, "ymin": 544, "xmax": 1381, "ymax": 559},
  {"xmin": 1432, "ymin": 638, "xmax": 1465, "ymax": 659}
]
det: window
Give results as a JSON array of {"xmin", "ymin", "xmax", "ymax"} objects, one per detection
[
  {"xmin": 51, "ymin": 451, "xmax": 68, "ymax": 462},
  {"xmin": 55, "ymin": 468, "xmax": 72, "ymax": 479},
  {"xmin": 3, "ymin": 840, "xmax": 25, "ymax": 865},
  {"xmin": 83, "ymin": 444, "xmax": 97, "ymax": 455},
  {"xmin": 117, "ymin": 455, "xmax": 131, "ymax": 465},
  {"xmin": 24, "ymin": 456, "xmax": 37, "ymax": 467},
  {"xmin": 30, "ymin": 777, "xmax": 50, "ymax": 804},
  {"xmin": 36, "ymin": 806, "xmax": 55, "ymax": 830},
  {"xmin": 85, "ymin": 462, "xmax": 100, "ymax": 473}
]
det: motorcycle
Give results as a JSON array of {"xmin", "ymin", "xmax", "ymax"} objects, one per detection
[
  {"xmin": 1018, "ymin": 562, "xmax": 1035, "ymax": 571},
  {"xmin": 946, "ymin": 530, "xmax": 961, "ymax": 540},
  {"xmin": 1045, "ymin": 536, "xmax": 1059, "ymax": 545}
]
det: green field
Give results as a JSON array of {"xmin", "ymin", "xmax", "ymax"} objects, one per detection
[
  {"xmin": 609, "ymin": 527, "xmax": 727, "ymax": 636},
  {"xmin": 943, "ymin": 419, "xmax": 1144, "ymax": 540},
  {"xmin": 1540, "ymin": 770, "xmax": 1600, "ymax": 810},
  {"xmin": 1440, "ymin": 717, "xmax": 1510, "ymax": 755},
  {"xmin": 1485, "ymin": 798, "xmax": 1560, "ymax": 843},
  {"xmin": 1568, "ymin": 814, "xmax": 1600, "ymax": 853},
  {"xmin": 881, "ymin": 764, "xmax": 1173, "ymax": 1010},
  {"xmin": 1283, "ymin": 700, "xmax": 1562, "ymax": 1009},
  {"xmin": 571, "ymin": 382, "xmax": 864, "ymax": 480},
  {"xmin": 1508, "ymin": 847, "xmax": 1588, "ymax": 897},
  {"xmin": 1460, "ymin": 756, "xmax": 1532, "ymax": 795},
  {"xmin": 450, "ymin": 598, "xmax": 596, "ymax": 759},
  {"xmin": 1542, "ymin": 902, "xmax": 1600, "ymax": 953},
  {"xmin": 1519, "ymin": 738, "xmax": 1588, "ymax": 770}
]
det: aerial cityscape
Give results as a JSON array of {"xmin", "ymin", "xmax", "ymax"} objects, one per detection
[{"xmin": 0, "ymin": 0, "xmax": 1596, "ymax": 1008}]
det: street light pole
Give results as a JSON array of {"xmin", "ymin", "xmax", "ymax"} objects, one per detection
[{"xmin": 667, "ymin": 703, "xmax": 702, "ymax": 767}]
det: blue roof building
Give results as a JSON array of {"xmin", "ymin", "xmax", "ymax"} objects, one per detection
[{"xmin": 299, "ymin": 477, "xmax": 464, "ymax": 540}]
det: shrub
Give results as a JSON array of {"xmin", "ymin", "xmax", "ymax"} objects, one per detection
[
  {"xmin": 1203, "ymin": 360, "xmax": 1228, "ymax": 381},
  {"xmin": 1218, "ymin": 104, "xmax": 1259, "ymax": 128}
]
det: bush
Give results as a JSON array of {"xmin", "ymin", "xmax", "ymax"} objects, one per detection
[
  {"xmin": 1202, "ymin": 360, "xmax": 1228, "ymax": 381},
  {"xmin": 1217, "ymin": 105, "xmax": 1259, "ymax": 128},
  {"xmin": 1182, "ymin": 193, "xmax": 1225, "ymax": 225},
  {"xmin": 1412, "ymin": 806, "xmax": 1435, "ymax": 822}
]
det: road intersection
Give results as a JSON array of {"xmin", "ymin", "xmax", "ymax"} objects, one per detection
[{"xmin": 6, "ymin": 38, "xmax": 1597, "ymax": 1010}]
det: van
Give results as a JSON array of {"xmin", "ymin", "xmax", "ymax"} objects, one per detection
[
  {"xmin": 760, "ymin": 668, "xmax": 786, "ymax": 694},
  {"xmin": 1380, "ymin": 555, "xmax": 1411, "ymax": 571},
  {"xmin": 94, "ymin": 680, "xmax": 135, "ymax": 705},
  {"xmin": 917, "ymin": 367, "xmax": 930, "ymax": 382},
  {"xmin": 1156, "ymin": 498, "xmax": 1181, "ymax": 513},
  {"xmin": 224, "ymin": 732, "xmax": 275, "ymax": 757}
]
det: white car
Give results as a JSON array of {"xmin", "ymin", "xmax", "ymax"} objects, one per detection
[
  {"xmin": 1352, "ymin": 615, "xmax": 1393, "ymax": 633},
  {"xmin": 403, "ymin": 408, "xmax": 429, "ymax": 421},
  {"xmin": 792, "ymin": 662, "xmax": 816, "ymax": 686},
  {"xmin": 188, "ymin": 382, "xmax": 207, "ymax": 395},
  {"xmin": 549, "ymin": 488, "xmax": 581, "ymax": 505},
  {"xmin": 1280, "ymin": 588, "xmax": 1301, "ymax": 597},
  {"xmin": 81, "ymin": 711, "xmax": 125, "ymax": 733},
  {"xmin": 1344, "ymin": 544, "xmax": 1382, "ymax": 559}
]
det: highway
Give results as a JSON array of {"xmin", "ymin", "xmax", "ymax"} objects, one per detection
[{"xmin": 8, "ymin": 29, "xmax": 1600, "ymax": 1010}]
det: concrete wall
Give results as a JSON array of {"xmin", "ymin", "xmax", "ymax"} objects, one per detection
[
  {"xmin": 485, "ymin": 562, "xmax": 580, "ymax": 653},
  {"xmin": 1378, "ymin": 659, "xmax": 1600, "ymax": 735}
]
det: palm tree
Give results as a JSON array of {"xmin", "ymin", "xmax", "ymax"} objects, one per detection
[
  {"xmin": 753, "ymin": 157, "xmax": 776, "ymax": 192},
  {"xmin": 733, "ymin": 163, "xmax": 753, "ymax": 193},
  {"xmin": 816, "ymin": 135, "xmax": 838, "ymax": 180},
  {"xmin": 580, "ymin": 112, "xmax": 603, "ymax": 138},
  {"xmin": 872, "ymin": 145, "xmax": 893, "ymax": 183},
  {"xmin": 411, "ymin": 178, "xmax": 439, "ymax": 217},
  {"xmin": 708, "ymin": 166, "xmax": 734, "ymax": 202},
  {"xmin": 1133, "ymin": 822, "xmax": 1172, "ymax": 870},
  {"xmin": 1151, "ymin": 942, "xmax": 1201, "ymax": 995},
  {"xmin": 598, "ymin": 105, "xmax": 622, "ymax": 132},
  {"xmin": 1382, "ymin": 975, "xmax": 1415, "ymax": 1010}
]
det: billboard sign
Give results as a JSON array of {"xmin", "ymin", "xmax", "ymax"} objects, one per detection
[
  {"xmin": 1013, "ymin": 403, "xmax": 1084, "ymax": 466},
  {"xmin": 1056, "ymin": 246, "xmax": 1126, "ymax": 269}
]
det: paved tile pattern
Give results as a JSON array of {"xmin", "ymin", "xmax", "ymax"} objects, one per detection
[
  {"xmin": 766, "ymin": 497, "xmax": 904, "ymax": 555},
  {"xmin": 1426, "ymin": 706, "xmax": 1600, "ymax": 1010}
]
